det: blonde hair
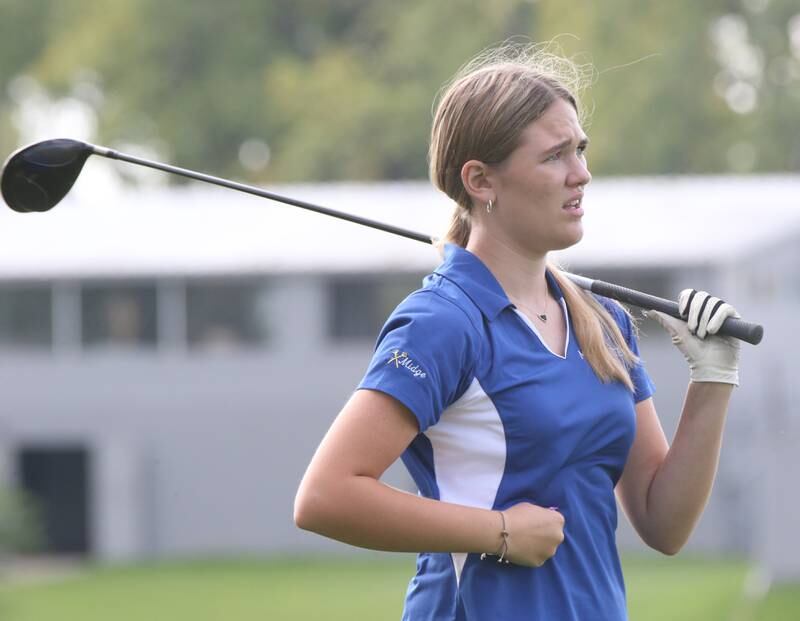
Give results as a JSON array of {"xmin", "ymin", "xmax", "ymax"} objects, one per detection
[{"xmin": 429, "ymin": 43, "xmax": 638, "ymax": 390}]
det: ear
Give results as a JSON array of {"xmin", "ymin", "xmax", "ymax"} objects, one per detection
[{"xmin": 460, "ymin": 159, "xmax": 494, "ymax": 207}]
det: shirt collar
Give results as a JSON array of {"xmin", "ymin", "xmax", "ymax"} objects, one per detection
[{"xmin": 434, "ymin": 244, "xmax": 564, "ymax": 321}]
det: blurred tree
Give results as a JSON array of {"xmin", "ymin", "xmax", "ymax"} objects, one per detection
[
  {"xmin": 265, "ymin": 0, "xmax": 539, "ymax": 180},
  {"xmin": 0, "ymin": 0, "xmax": 797, "ymax": 180},
  {"xmin": 724, "ymin": 0, "xmax": 800, "ymax": 171},
  {"xmin": 536, "ymin": 0, "xmax": 800, "ymax": 174},
  {"xmin": 0, "ymin": 0, "xmax": 56, "ymax": 148},
  {"xmin": 0, "ymin": 486, "xmax": 42, "ymax": 555},
  {"xmin": 536, "ymin": 0, "xmax": 734, "ymax": 174}
]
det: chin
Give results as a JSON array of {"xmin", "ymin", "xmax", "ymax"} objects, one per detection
[{"xmin": 550, "ymin": 227, "xmax": 584, "ymax": 251}]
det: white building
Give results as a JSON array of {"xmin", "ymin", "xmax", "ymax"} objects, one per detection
[{"xmin": 0, "ymin": 175, "xmax": 797, "ymax": 582}]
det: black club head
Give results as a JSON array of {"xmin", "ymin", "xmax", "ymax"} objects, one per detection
[{"xmin": 1, "ymin": 139, "xmax": 93, "ymax": 213}]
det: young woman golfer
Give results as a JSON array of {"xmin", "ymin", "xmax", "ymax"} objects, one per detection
[{"xmin": 294, "ymin": 45, "xmax": 741, "ymax": 620}]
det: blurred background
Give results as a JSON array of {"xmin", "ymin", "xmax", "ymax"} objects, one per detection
[{"xmin": 0, "ymin": 0, "xmax": 798, "ymax": 619}]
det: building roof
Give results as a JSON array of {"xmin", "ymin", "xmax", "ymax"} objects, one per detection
[{"xmin": 1, "ymin": 172, "xmax": 799, "ymax": 279}]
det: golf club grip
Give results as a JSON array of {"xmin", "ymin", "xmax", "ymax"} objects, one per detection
[{"xmin": 580, "ymin": 277, "xmax": 764, "ymax": 345}]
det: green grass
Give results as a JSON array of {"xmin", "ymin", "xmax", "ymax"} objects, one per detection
[
  {"xmin": 0, "ymin": 555, "xmax": 797, "ymax": 620},
  {"xmin": 623, "ymin": 556, "xmax": 747, "ymax": 621},
  {"xmin": 0, "ymin": 556, "xmax": 412, "ymax": 621},
  {"xmin": 753, "ymin": 583, "xmax": 800, "ymax": 619}
]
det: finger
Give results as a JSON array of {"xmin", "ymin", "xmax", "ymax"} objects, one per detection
[
  {"xmin": 678, "ymin": 289, "xmax": 695, "ymax": 319},
  {"xmin": 705, "ymin": 301, "xmax": 738, "ymax": 335},
  {"xmin": 687, "ymin": 290, "xmax": 710, "ymax": 335},
  {"xmin": 696, "ymin": 295, "xmax": 721, "ymax": 339},
  {"xmin": 696, "ymin": 295, "xmax": 721, "ymax": 338}
]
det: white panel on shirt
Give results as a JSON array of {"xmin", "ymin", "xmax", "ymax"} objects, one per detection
[{"xmin": 425, "ymin": 377, "xmax": 506, "ymax": 584}]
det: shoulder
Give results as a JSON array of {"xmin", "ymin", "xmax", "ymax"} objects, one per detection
[
  {"xmin": 387, "ymin": 273, "xmax": 484, "ymax": 338},
  {"xmin": 375, "ymin": 275, "xmax": 484, "ymax": 366},
  {"xmin": 361, "ymin": 276, "xmax": 486, "ymax": 430}
]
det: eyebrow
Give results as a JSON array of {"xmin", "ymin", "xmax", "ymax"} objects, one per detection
[{"xmin": 542, "ymin": 136, "xmax": 589, "ymax": 155}]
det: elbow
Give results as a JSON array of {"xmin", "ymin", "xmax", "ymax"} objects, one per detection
[
  {"xmin": 637, "ymin": 522, "xmax": 688, "ymax": 556},
  {"xmin": 653, "ymin": 543, "xmax": 682, "ymax": 556},
  {"xmin": 294, "ymin": 476, "xmax": 337, "ymax": 534},
  {"xmin": 293, "ymin": 484, "xmax": 322, "ymax": 533},
  {"xmin": 647, "ymin": 535, "xmax": 686, "ymax": 556},
  {"xmin": 293, "ymin": 496, "xmax": 311, "ymax": 532}
]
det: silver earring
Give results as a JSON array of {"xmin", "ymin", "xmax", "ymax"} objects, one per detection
[{"xmin": 486, "ymin": 199, "xmax": 493, "ymax": 214}]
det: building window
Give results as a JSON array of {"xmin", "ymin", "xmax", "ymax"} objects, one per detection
[
  {"xmin": 81, "ymin": 283, "xmax": 157, "ymax": 348},
  {"xmin": 328, "ymin": 274, "xmax": 424, "ymax": 340},
  {"xmin": 0, "ymin": 283, "xmax": 52, "ymax": 349},
  {"xmin": 186, "ymin": 279, "xmax": 269, "ymax": 350}
]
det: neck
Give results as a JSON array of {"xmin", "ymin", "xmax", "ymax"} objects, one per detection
[{"xmin": 466, "ymin": 230, "xmax": 550, "ymax": 306}]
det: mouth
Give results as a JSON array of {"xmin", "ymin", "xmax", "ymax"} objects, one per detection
[{"xmin": 562, "ymin": 196, "xmax": 584, "ymax": 215}]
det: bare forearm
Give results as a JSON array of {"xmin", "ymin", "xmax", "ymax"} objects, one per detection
[
  {"xmin": 643, "ymin": 382, "xmax": 733, "ymax": 553},
  {"xmin": 295, "ymin": 474, "xmax": 499, "ymax": 554},
  {"xmin": 295, "ymin": 390, "xmax": 566, "ymax": 567}
]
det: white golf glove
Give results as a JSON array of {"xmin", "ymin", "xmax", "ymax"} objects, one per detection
[{"xmin": 645, "ymin": 289, "xmax": 740, "ymax": 386}]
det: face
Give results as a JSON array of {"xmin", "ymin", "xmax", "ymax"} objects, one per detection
[{"xmin": 484, "ymin": 98, "xmax": 591, "ymax": 255}]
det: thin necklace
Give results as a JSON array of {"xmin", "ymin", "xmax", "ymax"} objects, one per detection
[{"xmin": 514, "ymin": 296, "xmax": 549, "ymax": 323}]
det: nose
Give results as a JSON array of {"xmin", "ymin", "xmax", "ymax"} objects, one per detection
[{"xmin": 568, "ymin": 156, "xmax": 591, "ymax": 188}]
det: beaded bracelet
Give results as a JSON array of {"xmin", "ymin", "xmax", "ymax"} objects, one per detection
[{"xmin": 480, "ymin": 510, "xmax": 510, "ymax": 564}]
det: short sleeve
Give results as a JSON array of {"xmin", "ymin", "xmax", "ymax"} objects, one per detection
[
  {"xmin": 357, "ymin": 290, "xmax": 479, "ymax": 432},
  {"xmin": 598, "ymin": 297, "xmax": 656, "ymax": 403}
]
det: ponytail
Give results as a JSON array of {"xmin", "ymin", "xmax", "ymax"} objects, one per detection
[
  {"xmin": 549, "ymin": 266, "xmax": 637, "ymax": 391},
  {"xmin": 436, "ymin": 207, "xmax": 472, "ymax": 253}
]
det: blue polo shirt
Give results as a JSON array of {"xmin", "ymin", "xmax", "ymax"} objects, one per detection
[{"xmin": 358, "ymin": 244, "xmax": 654, "ymax": 621}]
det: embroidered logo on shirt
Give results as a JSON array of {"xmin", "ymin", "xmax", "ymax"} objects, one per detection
[{"xmin": 387, "ymin": 349, "xmax": 427, "ymax": 378}]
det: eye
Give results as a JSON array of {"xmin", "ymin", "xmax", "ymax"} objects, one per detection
[
  {"xmin": 577, "ymin": 143, "xmax": 588, "ymax": 157},
  {"xmin": 544, "ymin": 151, "xmax": 561, "ymax": 162}
]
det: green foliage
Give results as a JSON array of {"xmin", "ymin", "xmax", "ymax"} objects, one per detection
[
  {"xmin": 0, "ymin": 487, "xmax": 42, "ymax": 555},
  {"xmin": 536, "ymin": 1, "xmax": 732, "ymax": 174},
  {"xmin": 0, "ymin": 0, "xmax": 798, "ymax": 180},
  {"xmin": 536, "ymin": 0, "xmax": 800, "ymax": 175}
]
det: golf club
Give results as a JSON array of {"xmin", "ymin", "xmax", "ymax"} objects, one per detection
[{"xmin": 1, "ymin": 138, "xmax": 764, "ymax": 345}]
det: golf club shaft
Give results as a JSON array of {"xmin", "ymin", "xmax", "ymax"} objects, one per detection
[
  {"xmin": 93, "ymin": 144, "xmax": 762, "ymax": 345},
  {"xmin": 93, "ymin": 145, "xmax": 434, "ymax": 244}
]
